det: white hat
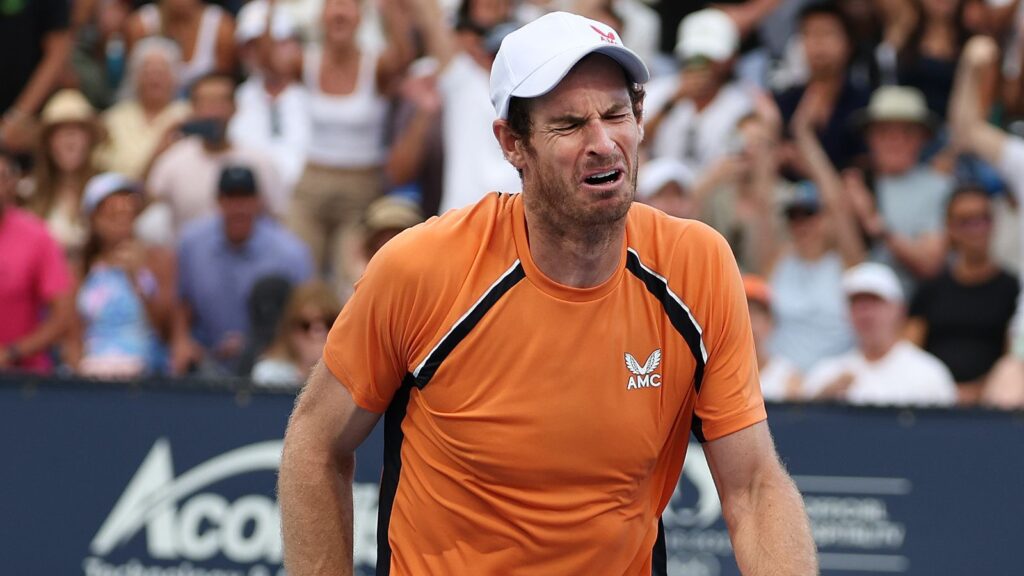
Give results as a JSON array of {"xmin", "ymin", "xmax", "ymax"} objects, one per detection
[
  {"xmin": 637, "ymin": 157, "xmax": 695, "ymax": 200},
  {"xmin": 857, "ymin": 85, "xmax": 937, "ymax": 130},
  {"xmin": 490, "ymin": 11, "xmax": 649, "ymax": 120},
  {"xmin": 82, "ymin": 173, "xmax": 139, "ymax": 217},
  {"xmin": 675, "ymin": 8, "xmax": 739, "ymax": 62},
  {"xmin": 842, "ymin": 262, "xmax": 904, "ymax": 303},
  {"xmin": 235, "ymin": 0, "xmax": 297, "ymax": 44}
]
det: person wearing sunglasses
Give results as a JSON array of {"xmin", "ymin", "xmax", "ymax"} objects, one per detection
[
  {"xmin": 252, "ymin": 280, "xmax": 340, "ymax": 388},
  {"xmin": 905, "ymin": 185, "xmax": 1019, "ymax": 404}
]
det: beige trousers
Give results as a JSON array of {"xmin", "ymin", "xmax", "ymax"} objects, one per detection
[{"xmin": 286, "ymin": 163, "xmax": 383, "ymax": 291}]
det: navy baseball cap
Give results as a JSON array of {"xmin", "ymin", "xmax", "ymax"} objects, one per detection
[{"xmin": 218, "ymin": 165, "xmax": 258, "ymax": 197}]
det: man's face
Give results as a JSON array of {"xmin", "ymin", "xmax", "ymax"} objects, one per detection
[
  {"xmin": 848, "ymin": 293, "xmax": 903, "ymax": 349},
  {"xmin": 644, "ymin": 182, "xmax": 694, "ymax": 219},
  {"xmin": 801, "ymin": 14, "xmax": 849, "ymax": 77},
  {"xmin": 218, "ymin": 195, "xmax": 261, "ymax": 245},
  {"xmin": 137, "ymin": 52, "xmax": 176, "ymax": 104},
  {"xmin": 866, "ymin": 121, "xmax": 928, "ymax": 175},
  {"xmin": 191, "ymin": 78, "xmax": 236, "ymax": 124},
  {"xmin": 512, "ymin": 56, "xmax": 642, "ymax": 231}
]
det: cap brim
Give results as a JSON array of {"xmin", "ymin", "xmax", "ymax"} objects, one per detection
[
  {"xmin": 852, "ymin": 109, "xmax": 939, "ymax": 133},
  {"xmin": 502, "ymin": 44, "xmax": 649, "ymax": 118}
]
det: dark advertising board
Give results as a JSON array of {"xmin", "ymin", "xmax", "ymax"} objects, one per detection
[{"xmin": 1, "ymin": 379, "xmax": 1020, "ymax": 575}]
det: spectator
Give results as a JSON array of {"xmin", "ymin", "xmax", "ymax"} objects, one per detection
[
  {"xmin": 803, "ymin": 262, "xmax": 957, "ymax": 406},
  {"xmin": 906, "ymin": 185, "xmax": 1018, "ymax": 402},
  {"xmin": 391, "ymin": 0, "xmax": 520, "ymax": 214},
  {"xmin": 0, "ymin": 149, "xmax": 73, "ymax": 373},
  {"xmin": 571, "ymin": 0, "xmax": 661, "ymax": 71},
  {"xmin": 744, "ymin": 274, "xmax": 802, "ymax": 402},
  {"xmin": 289, "ymin": 0, "xmax": 415, "ymax": 290},
  {"xmin": 95, "ymin": 37, "xmax": 191, "ymax": 179},
  {"xmin": 68, "ymin": 173, "xmax": 177, "ymax": 378},
  {"xmin": 124, "ymin": 0, "xmax": 236, "ymax": 90},
  {"xmin": 635, "ymin": 156, "xmax": 697, "ymax": 219},
  {"xmin": 173, "ymin": 165, "xmax": 312, "ymax": 375},
  {"xmin": 846, "ymin": 85, "xmax": 953, "ymax": 293},
  {"xmin": 236, "ymin": 274, "xmax": 294, "ymax": 377},
  {"xmin": 877, "ymin": 0, "xmax": 968, "ymax": 120},
  {"xmin": 229, "ymin": 0, "xmax": 310, "ymax": 190},
  {"xmin": 774, "ymin": 1, "xmax": 869, "ymax": 174},
  {"xmin": 948, "ymin": 36, "xmax": 1024, "ymax": 408},
  {"xmin": 69, "ymin": 0, "xmax": 135, "ymax": 109},
  {"xmin": 753, "ymin": 93, "xmax": 865, "ymax": 372},
  {"xmin": 644, "ymin": 9, "xmax": 755, "ymax": 174},
  {"xmin": 252, "ymin": 280, "xmax": 340, "ymax": 388},
  {"xmin": 0, "ymin": 0, "xmax": 73, "ymax": 153},
  {"xmin": 147, "ymin": 73, "xmax": 286, "ymax": 234},
  {"xmin": 361, "ymin": 194, "xmax": 424, "ymax": 261},
  {"xmin": 23, "ymin": 90, "xmax": 102, "ymax": 263}
]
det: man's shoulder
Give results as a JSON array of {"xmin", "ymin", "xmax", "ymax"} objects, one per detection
[
  {"xmin": 178, "ymin": 215, "xmax": 220, "ymax": 248},
  {"xmin": 259, "ymin": 219, "xmax": 310, "ymax": 255},
  {"xmin": 2, "ymin": 207, "xmax": 53, "ymax": 242},
  {"xmin": 369, "ymin": 193, "xmax": 515, "ymax": 276},
  {"xmin": 627, "ymin": 204, "xmax": 731, "ymax": 268}
]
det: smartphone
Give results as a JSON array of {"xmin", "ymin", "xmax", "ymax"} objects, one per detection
[{"xmin": 179, "ymin": 118, "xmax": 223, "ymax": 142}]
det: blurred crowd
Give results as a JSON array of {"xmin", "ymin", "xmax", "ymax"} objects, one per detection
[{"xmin": 1, "ymin": 0, "xmax": 1023, "ymax": 409}]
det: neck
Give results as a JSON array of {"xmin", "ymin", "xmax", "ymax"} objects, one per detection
[
  {"xmin": 794, "ymin": 238, "xmax": 828, "ymax": 261},
  {"xmin": 325, "ymin": 40, "xmax": 358, "ymax": 61},
  {"xmin": 263, "ymin": 74, "xmax": 288, "ymax": 97},
  {"xmin": 203, "ymin": 139, "xmax": 230, "ymax": 153},
  {"xmin": 861, "ymin": 336, "xmax": 898, "ymax": 362},
  {"xmin": 953, "ymin": 252, "xmax": 996, "ymax": 284},
  {"xmin": 524, "ymin": 207, "xmax": 625, "ymax": 289},
  {"xmin": 140, "ymin": 95, "xmax": 170, "ymax": 116}
]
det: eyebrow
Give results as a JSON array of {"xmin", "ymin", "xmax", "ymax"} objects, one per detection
[{"xmin": 546, "ymin": 103, "xmax": 631, "ymax": 127}]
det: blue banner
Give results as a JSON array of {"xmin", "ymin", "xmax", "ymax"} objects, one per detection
[{"xmin": 1, "ymin": 379, "xmax": 1020, "ymax": 575}]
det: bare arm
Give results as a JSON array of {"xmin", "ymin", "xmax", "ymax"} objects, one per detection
[
  {"xmin": 0, "ymin": 28, "xmax": 73, "ymax": 151},
  {"xmin": 714, "ymin": 0, "xmax": 783, "ymax": 38},
  {"xmin": 790, "ymin": 98, "xmax": 865, "ymax": 269},
  {"xmin": 950, "ymin": 36, "xmax": 1007, "ymax": 167},
  {"xmin": 385, "ymin": 76, "xmax": 442, "ymax": 186},
  {"xmin": 408, "ymin": 0, "xmax": 455, "ymax": 71},
  {"xmin": 376, "ymin": 0, "xmax": 416, "ymax": 93},
  {"xmin": 904, "ymin": 317, "xmax": 928, "ymax": 347},
  {"xmin": 213, "ymin": 13, "xmax": 238, "ymax": 74},
  {"xmin": 704, "ymin": 421, "xmax": 818, "ymax": 575},
  {"xmin": 279, "ymin": 361, "xmax": 382, "ymax": 575},
  {"xmin": 0, "ymin": 293, "xmax": 73, "ymax": 368}
]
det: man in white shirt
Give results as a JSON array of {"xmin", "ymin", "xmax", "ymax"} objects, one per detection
[
  {"xmin": 803, "ymin": 262, "xmax": 957, "ymax": 407},
  {"xmin": 147, "ymin": 73, "xmax": 287, "ymax": 235},
  {"xmin": 643, "ymin": 9, "xmax": 754, "ymax": 175}
]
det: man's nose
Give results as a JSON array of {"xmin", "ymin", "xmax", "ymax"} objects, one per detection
[{"xmin": 583, "ymin": 120, "xmax": 617, "ymax": 157}]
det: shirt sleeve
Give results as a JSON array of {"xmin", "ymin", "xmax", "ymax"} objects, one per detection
[
  {"xmin": 35, "ymin": 227, "xmax": 71, "ymax": 301},
  {"xmin": 999, "ymin": 136, "xmax": 1024, "ymax": 203},
  {"xmin": 687, "ymin": 225, "xmax": 767, "ymax": 442},
  {"xmin": 322, "ymin": 235, "xmax": 421, "ymax": 413}
]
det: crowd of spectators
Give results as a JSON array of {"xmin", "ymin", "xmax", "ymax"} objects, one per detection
[{"xmin": 0, "ymin": 0, "xmax": 1022, "ymax": 408}]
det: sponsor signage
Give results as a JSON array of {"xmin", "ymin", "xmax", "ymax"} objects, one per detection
[{"xmin": 1, "ymin": 380, "xmax": 1021, "ymax": 575}]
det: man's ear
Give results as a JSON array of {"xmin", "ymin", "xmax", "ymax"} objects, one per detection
[{"xmin": 493, "ymin": 119, "xmax": 526, "ymax": 171}]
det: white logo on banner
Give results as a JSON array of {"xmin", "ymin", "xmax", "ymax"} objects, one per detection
[{"xmin": 91, "ymin": 438, "xmax": 283, "ymax": 563}]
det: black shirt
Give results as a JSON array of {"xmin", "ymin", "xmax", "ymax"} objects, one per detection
[
  {"xmin": 774, "ymin": 78, "xmax": 870, "ymax": 172},
  {"xmin": 910, "ymin": 268, "xmax": 1019, "ymax": 383},
  {"xmin": 0, "ymin": 0, "xmax": 69, "ymax": 114}
]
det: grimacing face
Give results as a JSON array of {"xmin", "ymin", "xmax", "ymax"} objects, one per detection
[{"xmin": 506, "ymin": 55, "xmax": 643, "ymax": 233}]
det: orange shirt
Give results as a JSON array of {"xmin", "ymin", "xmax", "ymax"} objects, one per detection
[{"xmin": 324, "ymin": 192, "xmax": 766, "ymax": 575}]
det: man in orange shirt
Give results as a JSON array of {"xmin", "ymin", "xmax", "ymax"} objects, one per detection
[{"xmin": 279, "ymin": 11, "xmax": 817, "ymax": 575}]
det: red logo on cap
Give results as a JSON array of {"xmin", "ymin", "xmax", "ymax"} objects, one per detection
[{"xmin": 591, "ymin": 25, "xmax": 617, "ymax": 44}]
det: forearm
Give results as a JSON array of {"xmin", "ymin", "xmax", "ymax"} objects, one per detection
[
  {"xmin": 725, "ymin": 465, "xmax": 817, "ymax": 575},
  {"xmin": 10, "ymin": 32, "xmax": 72, "ymax": 116},
  {"xmin": 13, "ymin": 296, "xmax": 72, "ymax": 359},
  {"xmin": 279, "ymin": 421, "xmax": 355, "ymax": 574},
  {"xmin": 410, "ymin": 0, "xmax": 454, "ymax": 69},
  {"xmin": 386, "ymin": 110, "xmax": 436, "ymax": 185},
  {"xmin": 882, "ymin": 232, "xmax": 945, "ymax": 278},
  {"xmin": 951, "ymin": 37, "xmax": 1006, "ymax": 165}
]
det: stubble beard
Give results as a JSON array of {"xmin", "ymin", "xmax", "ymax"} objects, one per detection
[{"xmin": 526, "ymin": 150, "xmax": 638, "ymax": 245}]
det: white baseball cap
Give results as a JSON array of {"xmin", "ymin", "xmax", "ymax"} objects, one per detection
[
  {"xmin": 842, "ymin": 262, "xmax": 904, "ymax": 303},
  {"xmin": 637, "ymin": 157, "xmax": 695, "ymax": 200},
  {"xmin": 490, "ymin": 11, "xmax": 650, "ymax": 120},
  {"xmin": 82, "ymin": 173, "xmax": 139, "ymax": 217},
  {"xmin": 235, "ymin": 0, "xmax": 298, "ymax": 44},
  {"xmin": 675, "ymin": 8, "xmax": 739, "ymax": 62}
]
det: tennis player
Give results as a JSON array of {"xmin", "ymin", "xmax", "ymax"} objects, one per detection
[{"xmin": 279, "ymin": 11, "xmax": 817, "ymax": 575}]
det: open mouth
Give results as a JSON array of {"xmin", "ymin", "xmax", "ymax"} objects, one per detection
[{"xmin": 583, "ymin": 169, "xmax": 623, "ymax": 186}]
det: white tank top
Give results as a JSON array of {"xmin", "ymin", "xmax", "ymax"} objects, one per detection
[
  {"xmin": 303, "ymin": 47, "xmax": 388, "ymax": 168},
  {"xmin": 139, "ymin": 4, "xmax": 223, "ymax": 88}
]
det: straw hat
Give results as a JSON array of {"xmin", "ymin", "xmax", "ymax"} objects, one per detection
[{"xmin": 40, "ymin": 90, "xmax": 97, "ymax": 128}]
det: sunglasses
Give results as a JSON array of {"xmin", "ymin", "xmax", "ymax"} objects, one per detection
[
  {"xmin": 785, "ymin": 207, "xmax": 820, "ymax": 222},
  {"xmin": 294, "ymin": 316, "xmax": 335, "ymax": 333},
  {"xmin": 950, "ymin": 213, "xmax": 992, "ymax": 228}
]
